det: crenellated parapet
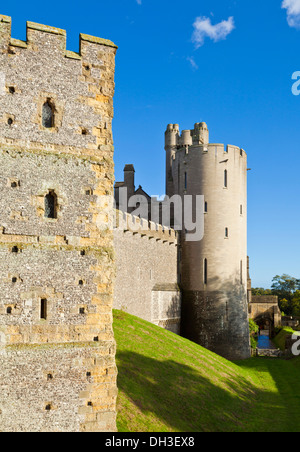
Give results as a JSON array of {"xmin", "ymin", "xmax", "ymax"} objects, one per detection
[
  {"xmin": 0, "ymin": 15, "xmax": 117, "ymax": 54},
  {"xmin": 0, "ymin": 15, "xmax": 117, "ymax": 160},
  {"xmin": 114, "ymin": 210, "xmax": 178, "ymax": 245}
]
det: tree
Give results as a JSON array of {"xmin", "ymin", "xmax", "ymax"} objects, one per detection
[
  {"xmin": 271, "ymin": 274, "xmax": 300, "ymax": 295},
  {"xmin": 271, "ymin": 275, "xmax": 300, "ymax": 316},
  {"xmin": 252, "ymin": 287, "xmax": 273, "ymax": 296},
  {"xmin": 291, "ymin": 291, "xmax": 300, "ymax": 317}
]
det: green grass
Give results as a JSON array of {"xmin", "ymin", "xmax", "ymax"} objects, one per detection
[
  {"xmin": 273, "ymin": 327, "xmax": 300, "ymax": 351},
  {"xmin": 113, "ymin": 309, "xmax": 300, "ymax": 432}
]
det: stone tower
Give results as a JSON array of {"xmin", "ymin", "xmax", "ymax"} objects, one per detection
[
  {"xmin": 165, "ymin": 122, "xmax": 251, "ymax": 360},
  {"xmin": 0, "ymin": 15, "xmax": 118, "ymax": 432}
]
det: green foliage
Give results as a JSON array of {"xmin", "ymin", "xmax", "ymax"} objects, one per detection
[
  {"xmin": 252, "ymin": 288, "xmax": 272, "ymax": 296},
  {"xmin": 273, "ymin": 327, "xmax": 296, "ymax": 351},
  {"xmin": 249, "ymin": 319, "xmax": 259, "ymax": 334},
  {"xmin": 249, "ymin": 319, "xmax": 259, "ymax": 349},
  {"xmin": 254, "ymin": 274, "xmax": 300, "ymax": 316}
]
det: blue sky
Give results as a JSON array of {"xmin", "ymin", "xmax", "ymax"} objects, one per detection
[{"xmin": 3, "ymin": 0, "xmax": 300, "ymax": 288}]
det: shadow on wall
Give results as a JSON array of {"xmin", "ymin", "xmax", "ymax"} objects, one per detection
[
  {"xmin": 181, "ymin": 273, "xmax": 250, "ymax": 360},
  {"xmin": 165, "ymin": 294, "xmax": 181, "ymax": 320}
]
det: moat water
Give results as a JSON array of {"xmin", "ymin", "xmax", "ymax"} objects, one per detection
[{"xmin": 257, "ymin": 331, "xmax": 276, "ymax": 350}]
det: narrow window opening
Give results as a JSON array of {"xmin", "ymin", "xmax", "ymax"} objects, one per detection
[
  {"xmin": 47, "ymin": 373, "xmax": 53, "ymax": 381},
  {"xmin": 44, "ymin": 190, "xmax": 57, "ymax": 219},
  {"xmin": 45, "ymin": 404, "xmax": 52, "ymax": 411},
  {"xmin": 78, "ymin": 280, "xmax": 84, "ymax": 286},
  {"xmin": 79, "ymin": 307, "xmax": 85, "ymax": 314},
  {"xmin": 224, "ymin": 170, "xmax": 228, "ymax": 188},
  {"xmin": 204, "ymin": 202, "xmax": 208, "ymax": 213},
  {"xmin": 6, "ymin": 307, "xmax": 12, "ymax": 314},
  {"xmin": 9, "ymin": 86, "xmax": 15, "ymax": 94},
  {"xmin": 204, "ymin": 258, "xmax": 208, "ymax": 285},
  {"xmin": 93, "ymin": 336, "xmax": 99, "ymax": 342},
  {"xmin": 240, "ymin": 260, "xmax": 243, "ymax": 285},
  {"xmin": 240, "ymin": 205, "xmax": 243, "ymax": 215},
  {"xmin": 42, "ymin": 101, "xmax": 54, "ymax": 128},
  {"xmin": 87, "ymin": 401, "xmax": 93, "ymax": 407},
  {"xmin": 184, "ymin": 172, "xmax": 187, "ymax": 190},
  {"xmin": 86, "ymin": 372, "xmax": 91, "ymax": 378},
  {"xmin": 41, "ymin": 298, "xmax": 47, "ymax": 320},
  {"xmin": 80, "ymin": 250, "xmax": 86, "ymax": 256},
  {"xmin": 12, "ymin": 277, "xmax": 17, "ymax": 283},
  {"xmin": 12, "ymin": 246, "xmax": 19, "ymax": 253},
  {"xmin": 7, "ymin": 118, "xmax": 13, "ymax": 126},
  {"xmin": 225, "ymin": 228, "xmax": 229, "ymax": 238}
]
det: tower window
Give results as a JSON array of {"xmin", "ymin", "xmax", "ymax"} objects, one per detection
[
  {"xmin": 44, "ymin": 191, "xmax": 57, "ymax": 219},
  {"xmin": 204, "ymin": 202, "xmax": 208, "ymax": 213},
  {"xmin": 240, "ymin": 260, "xmax": 243, "ymax": 285},
  {"xmin": 204, "ymin": 259, "xmax": 208, "ymax": 285},
  {"xmin": 42, "ymin": 101, "xmax": 54, "ymax": 128},
  {"xmin": 225, "ymin": 228, "xmax": 229, "ymax": 238},
  {"xmin": 224, "ymin": 170, "xmax": 228, "ymax": 188},
  {"xmin": 41, "ymin": 299, "xmax": 47, "ymax": 320},
  {"xmin": 184, "ymin": 172, "xmax": 187, "ymax": 190},
  {"xmin": 240, "ymin": 205, "xmax": 243, "ymax": 215}
]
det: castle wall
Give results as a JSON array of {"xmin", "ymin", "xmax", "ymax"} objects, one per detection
[
  {"xmin": 114, "ymin": 212, "xmax": 181, "ymax": 334},
  {"xmin": 250, "ymin": 295, "xmax": 281, "ymax": 328},
  {"xmin": 0, "ymin": 15, "xmax": 118, "ymax": 432},
  {"xmin": 166, "ymin": 123, "xmax": 251, "ymax": 360}
]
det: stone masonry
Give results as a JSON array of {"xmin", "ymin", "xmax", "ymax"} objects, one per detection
[{"xmin": 0, "ymin": 15, "xmax": 118, "ymax": 432}]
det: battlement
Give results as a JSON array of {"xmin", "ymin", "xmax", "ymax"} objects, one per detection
[
  {"xmin": 0, "ymin": 14, "xmax": 118, "ymax": 159},
  {"xmin": 171, "ymin": 142, "xmax": 246, "ymax": 161},
  {"xmin": 114, "ymin": 210, "xmax": 178, "ymax": 244},
  {"xmin": 165, "ymin": 122, "xmax": 209, "ymax": 148},
  {"xmin": 0, "ymin": 15, "xmax": 117, "ymax": 56}
]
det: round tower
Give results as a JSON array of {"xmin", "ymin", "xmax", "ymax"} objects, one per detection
[
  {"xmin": 165, "ymin": 124, "xmax": 179, "ymax": 197},
  {"xmin": 167, "ymin": 122, "xmax": 251, "ymax": 360}
]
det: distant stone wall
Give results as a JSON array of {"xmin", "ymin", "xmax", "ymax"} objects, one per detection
[
  {"xmin": 114, "ymin": 211, "xmax": 181, "ymax": 334},
  {"xmin": 250, "ymin": 295, "xmax": 281, "ymax": 328}
]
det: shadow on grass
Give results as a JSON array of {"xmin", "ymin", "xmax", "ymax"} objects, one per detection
[
  {"xmin": 116, "ymin": 351, "xmax": 290, "ymax": 432},
  {"xmin": 235, "ymin": 356, "xmax": 300, "ymax": 432}
]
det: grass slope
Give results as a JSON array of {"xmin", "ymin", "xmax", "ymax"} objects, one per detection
[
  {"xmin": 273, "ymin": 327, "xmax": 300, "ymax": 351},
  {"xmin": 113, "ymin": 310, "xmax": 300, "ymax": 432}
]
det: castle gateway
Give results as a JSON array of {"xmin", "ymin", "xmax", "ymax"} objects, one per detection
[{"xmin": 0, "ymin": 16, "xmax": 118, "ymax": 432}]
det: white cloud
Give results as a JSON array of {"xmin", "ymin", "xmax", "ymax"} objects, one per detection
[
  {"xmin": 282, "ymin": 0, "xmax": 300, "ymax": 28},
  {"xmin": 187, "ymin": 56, "xmax": 199, "ymax": 70},
  {"xmin": 136, "ymin": 0, "xmax": 142, "ymax": 4},
  {"xmin": 192, "ymin": 16, "xmax": 235, "ymax": 48}
]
